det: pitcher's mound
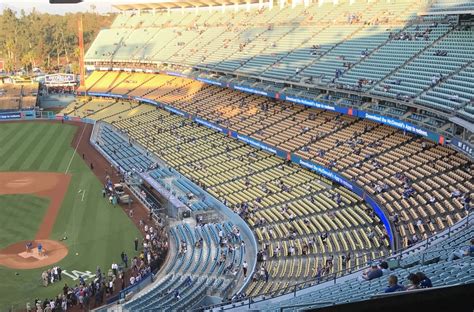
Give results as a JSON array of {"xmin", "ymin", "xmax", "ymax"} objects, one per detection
[{"xmin": 0, "ymin": 240, "xmax": 68, "ymax": 269}]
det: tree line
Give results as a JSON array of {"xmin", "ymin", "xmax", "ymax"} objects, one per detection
[{"xmin": 0, "ymin": 8, "xmax": 115, "ymax": 74}]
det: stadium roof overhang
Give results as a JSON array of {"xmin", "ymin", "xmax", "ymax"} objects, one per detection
[{"xmin": 114, "ymin": 0, "xmax": 261, "ymax": 11}]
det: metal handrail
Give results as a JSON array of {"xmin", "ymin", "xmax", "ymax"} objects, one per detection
[{"xmin": 278, "ymin": 301, "xmax": 335, "ymax": 312}]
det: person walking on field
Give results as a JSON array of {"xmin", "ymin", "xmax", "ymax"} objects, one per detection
[
  {"xmin": 134, "ymin": 238, "xmax": 139, "ymax": 251},
  {"xmin": 123, "ymin": 253, "xmax": 129, "ymax": 268},
  {"xmin": 41, "ymin": 271, "xmax": 48, "ymax": 286}
]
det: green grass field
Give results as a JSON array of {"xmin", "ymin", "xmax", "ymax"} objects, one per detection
[
  {"xmin": 0, "ymin": 122, "xmax": 142, "ymax": 311},
  {"xmin": 0, "ymin": 195, "xmax": 50, "ymax": 250}
]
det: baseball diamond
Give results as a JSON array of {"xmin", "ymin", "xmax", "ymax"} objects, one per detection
[{"xmin": 0, "ymin": 122, "xmax": 144, "ymax": 310}]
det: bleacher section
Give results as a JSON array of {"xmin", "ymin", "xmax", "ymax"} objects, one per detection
[
  {"xmin": 61, "ymin": 98, "xmax": 139, "ymax": 120},
  {"xmin": 97, "ymin": 125, "xmax": 153, "ymax": 172},
  {"xmin": 88, "ymin": 102, "xmax": 472, "ymax": 307},
  {"xmin": 84, "ymin": 0, "xmax": 474, "ymax": 120},
  {"xmin": 20, "ymin": 83, "xmax": 39, "ymax": 109},
  {"xmin": 0, "ymin": 83, "xmax": 21, "ymax": 110},
  {"xmin": 416, "ymin": 63, "xmax": 474, "ymax": 115},
  {"xmin": 0, "ymin": 82, "xmax": 38, "ymax": 110},
  {"xmin": 370, "ymin": 26, "xmax": 473, "ymax": 108}
]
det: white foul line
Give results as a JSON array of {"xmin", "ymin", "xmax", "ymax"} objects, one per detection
[
  {"xmin": 65, "ymin": 124, "xmax": 87, "ymax": 174},
  {"xmin": 65, "ymin": 124, "xmax": 88, "ymax": 254}
]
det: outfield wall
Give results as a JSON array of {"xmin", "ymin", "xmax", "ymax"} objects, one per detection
[{"xmin": 0, "ymin": 110, "xmax": 35, "ymax": 120}]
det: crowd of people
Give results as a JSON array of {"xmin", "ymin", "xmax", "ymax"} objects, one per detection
[
  {"xmin": 41, "ymin": 266, "xmax": 63, "ymax": 287},
  {"xmin": 357, "ymin": 260, "xmax": 434, "ymax": 294},
  {"xmin": 356, "ymin": 236, "xmax": 474, "ymax": 296},
  {"xmin": 101, "ymin": 174, "xmax": 122, "ymax": 205},
  {"xmin": 388, "ymin": 26, "xmax": 432, "ymax": 41},
  {"xmin": 25, "ymin": 167, "xmax": 169, "ymax": 312},
  {"xmin": 29, "ymin": 219, "xmax": 168, "ymax": 312},
  {"xmin": 40, "ymin": 85, "xmax": 75, "ymax": 96},
  {"xmin": 384, "ymin": 272, "xmax": 432, "ymax": 293}
]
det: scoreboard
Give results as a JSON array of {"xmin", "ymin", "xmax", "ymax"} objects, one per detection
[{"xmin": 44, "ymin": 73, "xmax": 78, "ymax": 86}]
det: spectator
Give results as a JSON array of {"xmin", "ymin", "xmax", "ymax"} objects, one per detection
[
  {"xmin": 174, "ymin": 289, "xmax": 180, "ymax": 300},
  {"xmin": 462, "ymin": 193, "xmax": 471, "ymax": 211},
  {"xmin": 448, "ymin": 238, "xmax": 474, "ymax": 261},
  {"xmin": 379, "ymin": 261, "xmax": 390, "ymax": 275},
  {"xmin": 384, "ymin": 275, "xmax": 406, "ymax": 293},
  {"xmin": 416, "ymin": 272, "xmax": 432, "ymax": 288},
  {"xmin": 360, "ymin": 263, "xmax": 383, "ymax": 281},
  {"xmin": 406, "ymin": 273, "xmax": 421, "ymax": 290}
]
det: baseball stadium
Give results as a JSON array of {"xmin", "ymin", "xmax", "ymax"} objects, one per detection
[{"xmin": 0, "ymin": 0, "xmax": 473, "ymax": 311}]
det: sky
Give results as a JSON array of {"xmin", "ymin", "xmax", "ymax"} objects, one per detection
[{"xmin": 0, "ymin": 0, "xmax": 148, "ymax": 14}]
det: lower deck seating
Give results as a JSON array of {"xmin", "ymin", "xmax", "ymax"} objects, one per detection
[
  {"xmin": 123, "ymin": 222, "xmax": 246, "ymax": 311},
  {"xmin": 97, "ymin": 125, "xmax": 153, "ymax": 172},
  {"xmin": 255, "ymin": 222, "xmax": 474, "ymax": 311}
]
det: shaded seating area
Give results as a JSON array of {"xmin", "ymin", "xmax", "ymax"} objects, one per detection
[
  {"xmin": 74, "ymin": 71, "xmax": 473, "ymax": 252},
  {"xmin": 122, "ymin": 222, "xmax": 246, "ymax": 311}
]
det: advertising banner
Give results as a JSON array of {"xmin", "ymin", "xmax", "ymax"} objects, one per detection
[
  {"xmin": 164, "ymin": 105, "xmax": 188, "ymax": 117},
  {"xmin": 0, "ymin": 112, "xmax": 21, "ymax": 120},
  {"xmin": 358, "ymin": 111, "xmax": 444, "ymax": 143},
  {"xmin": 450, "ymin": 137, "xmax": 473, "ymax": 158},
  {"xmin": 195, "ymin": 117, "xmax": 227, "ymax": 134},
  {"xmin": 196, "ymin": 78, "xmax": 223, "ymax": 86}
]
